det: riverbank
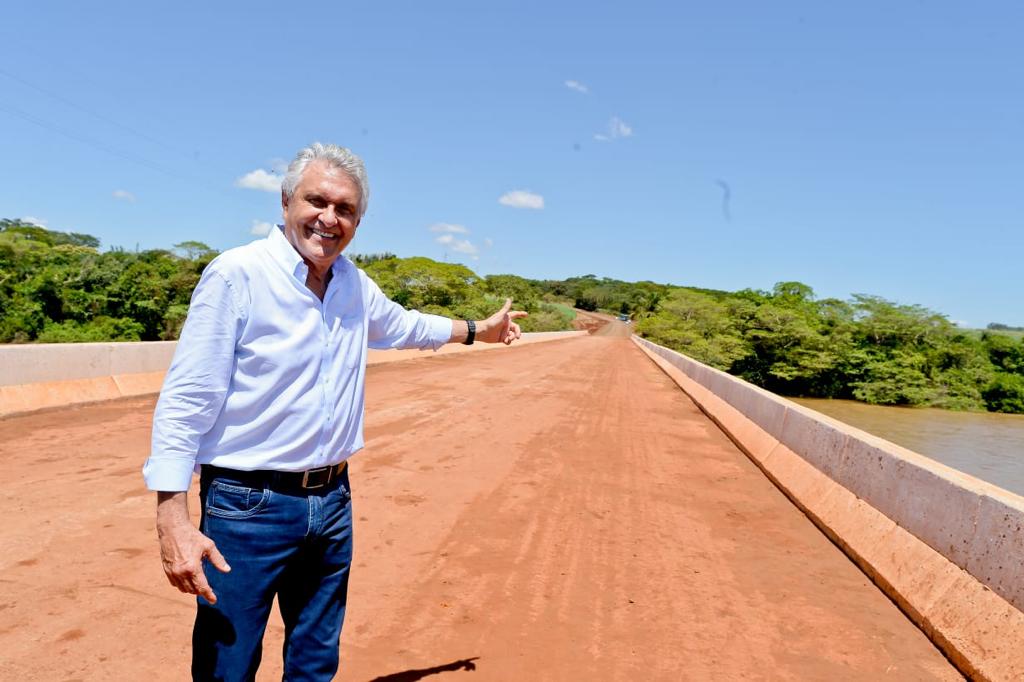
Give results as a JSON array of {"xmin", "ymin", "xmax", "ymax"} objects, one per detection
[{"xmin": 795, "ymin": 397, "xmax": 1024, "ymax": 497}]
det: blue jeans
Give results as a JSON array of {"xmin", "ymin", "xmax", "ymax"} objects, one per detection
[{"xmin": 192, "ymin": 467, "xmax": 354, "ymax": 682}]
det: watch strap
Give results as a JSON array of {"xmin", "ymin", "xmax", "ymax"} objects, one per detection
[{"xmin": 463, "ymin": 319, "xmax": 476, "ymax": 345}]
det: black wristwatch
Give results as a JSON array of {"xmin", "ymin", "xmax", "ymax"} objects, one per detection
[{"xmin": 463, "ymin": 319, "xmax": 476, "ymax": 345}]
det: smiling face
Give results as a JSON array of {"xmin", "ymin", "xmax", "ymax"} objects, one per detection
[{"xmin": 281, "ymin": 160, "xmax": 362, "ymax": 276}]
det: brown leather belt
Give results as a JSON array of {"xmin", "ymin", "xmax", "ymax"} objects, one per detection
[{"xmin": 201, "ymin": 461, "xmax": 347, "ymax": 494}]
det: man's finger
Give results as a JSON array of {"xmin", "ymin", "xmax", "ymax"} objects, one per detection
[
  {"xmin": 163, "ymin": 564, "xmax": 192, "ymax": 593},
  {"xmin": 497, "ymin": 298, "xmax": 512, "ymax": 315},
  {"xmin": 166, "ymin": 573, "xmax": 188, "ymax": 593},
  {"xmin": 508, "ymin": 311, "xmax": 528, "ymax": 320},
  {"xmin": 205, "ymin": 542, "xmax": 232, "ymax": 574},
  {"xmin": 193, "ymin": 570, "xmax": 218, "ymax": 604}
]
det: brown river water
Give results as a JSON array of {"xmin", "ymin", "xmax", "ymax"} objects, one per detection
[{"xmin": 793, "ymin": 398, "xmax": 1024, "ymax": 497}]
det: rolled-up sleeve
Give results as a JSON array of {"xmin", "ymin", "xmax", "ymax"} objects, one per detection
[
  {"xmin": 143, "ymin": 268, "xmax": 245, "ymax": 491},
  {"xmin": 365, "ymin": 278, "xmax": 452, "ymax": 351}
]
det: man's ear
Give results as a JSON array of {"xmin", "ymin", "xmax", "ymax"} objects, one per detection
[{"xmin": 281, "ymin": 189, "xmax": 289, "ymax": 217}]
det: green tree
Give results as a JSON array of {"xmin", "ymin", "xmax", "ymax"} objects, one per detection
[
  {"xmin": 173, "ymin": 240, "xmax": 216, "ymax": 260},
  {"xmin": 0, "ymin": 220, "xmax": 218, "ymax": 343},
  {"xmin": 983, "ymin": 374, "xmax": 1024, "ymax": 413},
  {"xmin": 635, "ymin": 288, "xmax": 749, "ymax": 370},
  {"xmin": 731, "ymin": 283, "xmax": 853, "ymax": 397},
  {"xmin": 983, "ymin": 333, "xmax": 1024, "ymax": 375},
  {"xmin": 362, "ymin": 256, "xmax": 482, "ymax": 314}
]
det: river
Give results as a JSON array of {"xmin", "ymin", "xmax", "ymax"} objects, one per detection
[{"xmin": 793, "ymin": 398, "xmax": 1024, "ymax": 497}]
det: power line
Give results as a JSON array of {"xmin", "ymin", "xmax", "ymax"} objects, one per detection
[
  {"xmin": 0, "ymin": 101, "xmax": 234, "ymax": 199},
  {"xmin": 0, "ymin": 66, "xmax": 188, "ymax": 159}
]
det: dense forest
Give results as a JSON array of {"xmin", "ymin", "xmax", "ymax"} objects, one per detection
[
  {"xmin": 0, "ymin": 220, "xmax": 575, "ymax": 344},
  {"xmin": 2, "ymin": 219, "xmax": 1022, "ymax": 414},
  {"xmin": 546, "ymin": 275, "xmax": 1024, "ymax": 414}
]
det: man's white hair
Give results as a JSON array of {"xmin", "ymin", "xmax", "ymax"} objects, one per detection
[{"xmin": 282, "ymin": 143, "xmax": 370, "ymax": 218}]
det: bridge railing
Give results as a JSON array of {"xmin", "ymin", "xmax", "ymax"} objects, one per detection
[
  {"xmin": 633, "ymin": 335, "xmax": 1024, "ymax": 682},
  {"xmin": 0, "ymin": 332, "xmax": 587, "ymax": 418}
]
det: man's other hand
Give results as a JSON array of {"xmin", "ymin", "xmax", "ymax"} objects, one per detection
[
  {"xmin": 156, "ymin": 492, "xmax": 231, "ymax": 604},
  {"xmin": 478, "ymin": 298, "xmax": 528, "ymax": 345}
]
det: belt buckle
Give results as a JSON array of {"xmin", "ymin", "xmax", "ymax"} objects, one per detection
[{"xmin": 302, "ymin": 466, "xmax": 331, "ymax": 489}]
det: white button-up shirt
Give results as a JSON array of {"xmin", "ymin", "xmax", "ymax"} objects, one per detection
[{"xmin": 143, "ymin": 225, "xmax": 452, "ymax": 491}]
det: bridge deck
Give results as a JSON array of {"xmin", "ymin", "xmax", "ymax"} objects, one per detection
[{"xmin": 0, "ymin": 333, "xmax": 961, "ymax": 680}]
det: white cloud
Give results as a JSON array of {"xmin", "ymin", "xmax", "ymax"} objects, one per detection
[
  {"xmin": 610, "ymin": 116, "xmax": 633, "ymax": 137},
  {"xmin": 594, "ymin": 116, "xmax": 634, "ymax": 142},
  {"xmin": 235, "ymin": 169, "xmax": 283, "ymax": 192},
  {"xmin": 112, "ymin": 189, "xmax": 136, "ymax": 202},
  {"xmin": 483, "ymin": 238, "xmax": 494, "ymax": 248},
  {"xmin": 434, "ymin": 233, "xmax": 479, "ymax": 258},
  {"xmin": 21, "ymin": 215, "xmax": 47, "ymax": 227},
  {"xmin": 250, "ymin": 220, "xmax": 275, "ymax": 236},
  {"xmin": 565, "ymin": 79, "xmax": 589, "ymax": 94},
  {"xmin": 429, "ymin": 223, "xmax": 470, "ymax": 234},
  {"xmin": 498, "ymin": 190, "xmax": 545, "ymax": 210}
]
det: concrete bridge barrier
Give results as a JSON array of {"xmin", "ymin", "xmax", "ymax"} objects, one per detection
[
  {"xmin": 0, "ymin": 331, "xmax": 587, "ymax": 419},
  {"xmin": 0, "ymin": 341, "xmax": 178, "ymax": 417},
  {"xmin": 633, "ymin": 335, "xmax": 1024, "ymax": 681}
]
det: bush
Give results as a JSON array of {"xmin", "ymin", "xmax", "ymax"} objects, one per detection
[
  {"xmin": 983, "ymin": 374, "xmax": 1024, "ymax": 413},
  {"xmin": 37, "ymin": 317, "xmax": 145, "ymax": 343},
  {"xmin": 519, "ymin": 303, "xmax": 574, "ymax": 332}
]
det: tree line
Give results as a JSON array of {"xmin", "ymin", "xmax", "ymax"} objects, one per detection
[
  {"xmin": 2, "ymin": 219, "xmax": 1022, "ymax": 413},
  {"xmin": 0, "ymin": 220, "xmax": 574, "ymax": 345},
  {"xmin": 537, "ymin": 274, "xmax": 1024, "ymax": 414}
]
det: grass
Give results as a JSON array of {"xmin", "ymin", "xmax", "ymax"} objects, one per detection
[
  {"xmin": 544, "ymin": 301, "xmax": 577, "ymax": 322},
  {"xmin": 518, "ymin": 300, "xmax": 577, "ymax": 333}
]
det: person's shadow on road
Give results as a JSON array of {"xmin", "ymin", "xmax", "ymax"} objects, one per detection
[{"xmin": 368, "ymin": 656, "xmax": 480, "ymax": 681}]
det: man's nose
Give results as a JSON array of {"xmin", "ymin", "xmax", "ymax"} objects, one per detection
[{"xmin": 320, "ymin": 206, "xmax": 338, "ymax": 227}]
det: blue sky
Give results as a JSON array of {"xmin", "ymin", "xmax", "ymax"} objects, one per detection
[{"xmin": 1, "ymin": 1, "xmax": 1021, "ymax": 327}]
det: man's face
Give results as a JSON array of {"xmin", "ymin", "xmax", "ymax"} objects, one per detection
[{"xmin": 281, "ymin": 160, "xmax": 362, "ymax": 272}]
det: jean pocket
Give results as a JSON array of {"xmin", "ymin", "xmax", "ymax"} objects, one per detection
[
  {"xmin": 333, "ymin": 478, "xmax": 352, "ymax": 504},
  {"xmin": 206, "ymin": 481, "xmax": 270, "ymax": 519}
]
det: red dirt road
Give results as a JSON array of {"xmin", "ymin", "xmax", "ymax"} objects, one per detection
[{"xmin": 0, "ymin": 335, "xmax": 960, "ymax": 680}]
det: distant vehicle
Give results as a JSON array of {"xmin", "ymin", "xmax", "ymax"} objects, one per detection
[{"xmin": 617, "ymin": 313, "xmax": 630, "ymax": 323}]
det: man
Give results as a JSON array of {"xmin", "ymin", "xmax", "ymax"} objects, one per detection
[{"xmin": 143, "ymin": 142, "xmax": 526, "ymax": 681}]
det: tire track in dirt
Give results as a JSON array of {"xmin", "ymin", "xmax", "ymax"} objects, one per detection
[{"xmin": 339, "ymin": 336, "xmax": 959, "ymax": 681}]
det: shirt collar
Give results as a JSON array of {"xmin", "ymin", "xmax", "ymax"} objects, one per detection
[{"xmin": 267, "ymin": 224, "xmax": 350, "ymax": 282}]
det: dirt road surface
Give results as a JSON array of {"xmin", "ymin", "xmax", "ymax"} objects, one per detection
[
  {"xmin": 0, "ymin": 334, "xmax": 960, "ymax": 681},
  {"xmin": 571, "ymin": 309, "xmax": 626, "ymax": 336}
]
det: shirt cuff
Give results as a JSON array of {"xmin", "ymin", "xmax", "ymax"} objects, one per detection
[
  {"xmin": 425, "ymin": 314, "xmax": 454, "ymax": 350},
  {"xmin": 142, "ymin": 455, "xmax": 197, "ymax": 492}
]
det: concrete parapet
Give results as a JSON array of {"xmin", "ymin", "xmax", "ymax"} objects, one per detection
[
  {"xmin": 0, "ymin": 332, "xmax": 587, "ymax": 419},
  {"xmin": 0, "ymin": 341, "xmax": 178, "ymax": 386},
  {"xmin": 633, "ymin": 335, "xmax": 1024, "ymax": 681}
]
